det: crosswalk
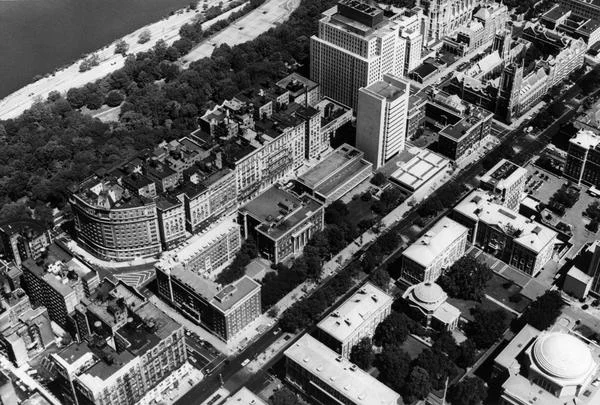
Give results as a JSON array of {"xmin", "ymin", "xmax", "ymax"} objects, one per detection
[{"xmin": 113, "ymin": 270, "xmax": 155, "ymax": 287}]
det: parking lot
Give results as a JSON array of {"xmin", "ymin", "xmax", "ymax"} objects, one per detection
[{"xmin": 525, "ymin": 163, "xmax": 600, "ymax": 255}]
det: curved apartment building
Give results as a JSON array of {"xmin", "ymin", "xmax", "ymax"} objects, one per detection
[{"xmin": 70, "ymin": 176, "xmax": 162, "ymax": 261}]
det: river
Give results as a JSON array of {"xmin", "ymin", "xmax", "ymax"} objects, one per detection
[{"xmin": 0, "ymin": 0, "xmax": 193, "ymax": 98}]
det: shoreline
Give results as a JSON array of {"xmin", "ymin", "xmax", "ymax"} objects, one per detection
[{"xmin": 0, "ymin": 0, "xmax": 223, "ymax": 120}]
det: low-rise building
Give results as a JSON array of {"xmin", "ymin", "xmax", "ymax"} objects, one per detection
[
  {"xmin": 155, "ymin": 261, "xmax": 261, "ymax": 342},
  {"xmin": 452, "ymin": 190, "xmax": 557, "ymax": 276},
  {"xmin": 238, "ymin": 186, "xmax": 324, "ymax": 264},
  {"xmin": 295, "ymin": 144, "xmax": 372, "ymax": 205},
  {"xmin": 494, "ymin": 325, "xmax": 600, "ymax": 405},
  {"xmin": 479, "ymin": 159, "xmax": 528, "ymax": 211},
  {"xmin": 276, "ymin": 73, "xmax": 320, "ymax": 108},
  {"xmin": 541, "ymin": 5, "xmax": 600, "ymax": 48},
  {"xmin": 284, "ymin": 334, "xmax": 402, "ymax": 405},
  {"xmin": 0, "ymin": 220, "xmax": 52, "ymax": 268},
  {"xmin": 222, "ymin": 387, "xmax": 268, "ymax": 405},
  {"xmin": 437, "ymin": 104, "xmax": 493, "ymax": 162},
  {"xmin": 400, "ymin": 217, "xmax": 469, "ymax": 284},
  {"xmin": 402, "ymin": 282, "xmax": 460, "ymax": 330},
  {"xmin": 389, "ymin": 148, "xmax": 450, "ymax": 200},
  {"xmin": 315, "ymin": 98, "xmax": 353, "ymax": 155},
  {"xmin": 158, "ymin": 218, "xmax": 241, "ymax": 280},
  {"xmin": 316, "ymin": 282, "xmax": 393, "ymax": 357}
]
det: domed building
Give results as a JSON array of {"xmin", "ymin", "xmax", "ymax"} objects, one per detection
[
  {"xmin": 402, "ymin": 282, "xmax": 460, "ymax": 330},
  {"xmin": 494, "ymin": 325, "xmax": 600, "ymax": 405}
]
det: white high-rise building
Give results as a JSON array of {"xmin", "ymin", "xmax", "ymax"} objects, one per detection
[
  {"xmin": 356, "ymin": 73, "xmax": 409, "ymax": 168},
  {"xmin": 310, "ymin": 0, "xmax": 404, "ymax": 109}
]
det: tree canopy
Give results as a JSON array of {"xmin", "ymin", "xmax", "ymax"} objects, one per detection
[
  {"xmin": 350, "ymin": 338, "xmax": 374, "ymax": 370},
  {"xmin": 448, "ymin": 376, "xmax": 488, "ymax": 405},
  {"xmin": 375, "ymin": 344, "xmax": 411, "ymax": 393},
  {"xmin": 373, "ymin": 311, "xmax": 411, "ymax": 347},
  {"xmin": 465, "ymin": 307, "xmax": 508, "ymax": 349},
  {"xmin": 512, "ymin": 290, "xmax": 563, "ymax": 332},
  {"xmin": 438, "ymin": 256, "xmax": 493, "ymax": 301}
]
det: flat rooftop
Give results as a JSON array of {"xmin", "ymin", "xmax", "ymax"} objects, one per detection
[
  {"xmin": 317, "ymin": 282, "xmax": 393, "ymax": 343},
  {"xmin": 362, "ymin": 79, "xmax": 407, "ymax": 101},
  {"xmin": 390, "ymin": 149, "xmax": 449, "ymax": 192},
  {"xmin": 402, "ymin": 217, "xmax": 468, "ymax": 268},
  {"xmin": 241, "ymin": 186, "xmax": 323, "ymax": 240},
  {"xmin": 570, "ymin": 129, "xmax": 600, "ymax": 150},
  {"xmin": 172, "ymin": 217, "xmax": 239, "ymax": 264},
  {"xmin": 480, "ymin": 159, "xmax": 527, "ymax": 190},
  {"xmin": 454, "ymin": 190, "xmax": 557, "ymax": 253},
  {"xmin": 276, "ymin": 73, "xmax": 319, "ymax": 94},
  {"xmin": 285, "ymin": 334, "xmax": 403, "ymax": 405},
  {"xmin": 222, "ymin": 387, "xmax": 268, "ymax": 405},
  {"xmin": 298, "ymin": 144, "xmax": 371, "ymax": 197},
  {"xmin": 210, "ymin": 276, "xmax": 261, "ymax": 313}
]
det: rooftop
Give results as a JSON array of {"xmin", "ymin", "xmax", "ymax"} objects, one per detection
[
  {"xmin": 439, "ymin": 109, "xmax": 492, "ymax": 141},
  {"xmin": 165, "ymin": 217, "xmax": 239, "ymax": 265},
  {"xmin": 454, "ymin": 190, "xmax": 557, "ymax": 253},
  {"xmin": 222, "ymin": 387, "xmax": 268, "ymax": 405},
  {"xmin": 480, "ymin": 159, "xmax": 527, "ymax": 190},
  {"xmin": 569, "ymin": 129, "xmax": 600, "ymax": 150},
  {"xmin": 276, "ymin": 73, "xmax": 319, "ymax": 95},
  {"xmin": 362, "ymin": 77, "xmax": 408, "ymax": 102},
  {"xmin": 390, "ymin": 149, "xmax": 449, "ymax": 192},
  {"xmin": 240, "ymin": 186, "xmax": 323, "ymax": 240},
  {"xmin": 297, "ymin": 144, "xmax": 371, "ymax": 198},
  {"xmin": 284, "ymin": 334, "xmax": 403, "ymax": 405},
  {"xmin": 116, "ymin": 301, "xmax": 180, "ymax": 355},
  {"xmin": 317, "ymin": 282, "xmax": 393, "ymax": 343},
  {"xmin": 210, "ymin": 276, "xmax": 261, "ymax": 313},
  {"xmin": 402, "ymin": 217, "xmax": 468, "ymax": 268}
]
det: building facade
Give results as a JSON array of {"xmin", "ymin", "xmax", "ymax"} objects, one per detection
[
  {"xmin": 155, "ymin": 263, "xmax": 261, "ymax": 342},
  {"xmin": 316, "ymin": 282, "xmax": 393, "ymax": 357},
  {"xmin": 310, "ymin": 0, "xmax": 403, "ymax": 109},
  {"xmin": 285, "ymin": 334, "xmax": 402, "ymax": 405},
  {"xmin": 356, "ymin": 74, "xmax": 409, "ymax": 168},
  {"xmin": 238, "ymin": 186, "xmax": 325, "ymax": 264},
  {"xmin": 479, "ymin": 159, "xmax": 528, "ymax": 211},
  {"xmin": 0, "ymin": 220, "xmax": 52, "ymax": 268},
  {"xmin": 158, "ymin": 218, "xmax": 241, "ymax": 279},
  {"xmin": 452, "ymin": 190, "xmax": 557, "ymax": 276},
  {"xmin": 564, "ymin": 129, "xmax": 600, "ymax": 186},
  {"xmin": 420, "ymin": 0, "xmax": 479, "ymax": 42},
  {"xmin": 401, "ymin": 217, "xmax": 469, "ymax": 284}
]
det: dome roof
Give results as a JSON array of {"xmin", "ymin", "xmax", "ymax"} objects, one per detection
[
  {"xmin": 532, "ymin": 332, "xmax": 594, "ymax": 380},
  {"xmin": 413, "ymin": 282, "xmax": 445, "ymax": 306}
]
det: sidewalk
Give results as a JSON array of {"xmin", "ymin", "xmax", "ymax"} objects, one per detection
[{"xmin": 64, "ymin": 238, "xmax": 157, "ymax": 269}]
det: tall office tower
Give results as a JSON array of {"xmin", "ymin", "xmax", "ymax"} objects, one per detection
[
  {"xmin": 495, "ymin": 62, "xmax": 524, "ymax": 123},
  {"xmin": 356, "ymin": 74, "xmax": 409, "ymax": 168},
  {"xmin": 419, "ymin": 0, "xmax": 479, "ymax": 42},
  {"xmin": 310, "ymin": 0, "xmax": 403, "ymax": 109}
]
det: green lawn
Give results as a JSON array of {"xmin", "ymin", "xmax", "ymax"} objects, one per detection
[{"xmin": 485, "ymin": 273, "xmax": 532, "ymax": 313}]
